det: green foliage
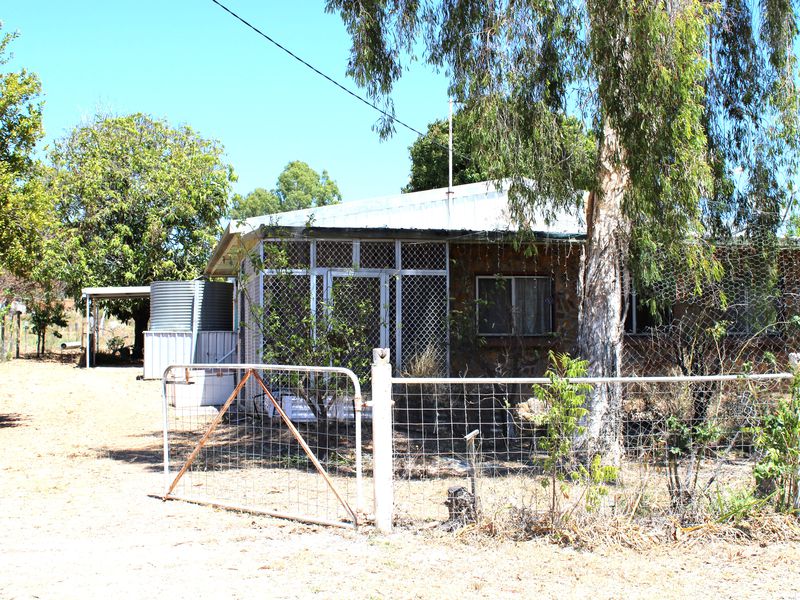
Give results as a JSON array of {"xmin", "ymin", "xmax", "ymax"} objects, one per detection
[
  {"xmin": 402, "ymin": 110, "xmax": 487, "ymax": 193},
  {"xmin": 228, "ymin": 161, "xmax": 341, "ymax": 220},
  {"xmin": 275, "ymin": 160, "xmax": 341, "ymax": 211},
  {"xmin": 707, "ymin": 486, "xmax": 766, "ymax": 524},
  {"xmin": 28, "ymin": 292, "xmax": 67, "ymax": 356},
  {"xmin": 754, "ymin": 372, "xmax": 800, "ymax": 513},
  {"xmin": 534, "ymin": 352, "xmax": 592, "ymax": 473},
  {"xmin": 106, "ymin": 335, "xmax": 126, "ymax": 353},
  {"xmin": 0, "ymin": 24, "xmax": 53, "ymax": 279},
  {"xmin": 532, "ymin": 352, "xmax": 618, "ymax": 519},
  {"xmin": 571, "ymin": 455, "xmax": 619, "ymax": 513},
  {"xmin": 228, "ymin": 188, "xmax": 280, "ymax": 220},
  {"xmin": 665, "ymin": 413, "xmax": 722, "ymax": 509},
  {"xmin": 50, "ymin": 113, "xmax": 234, "ymax": 348}
]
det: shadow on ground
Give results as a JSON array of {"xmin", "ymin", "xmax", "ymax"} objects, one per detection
[{"xmin": 0, "ymin": 413, "xmax": 26, "ymax": 428}]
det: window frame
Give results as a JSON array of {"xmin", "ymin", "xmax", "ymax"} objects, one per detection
[
  {"xmin": 475, "ymin": 275, "xmax": 554, "ymax": 337},
  {"xmin": 624, "ymin": 288, "xmax": 674, "ymax": 336}
]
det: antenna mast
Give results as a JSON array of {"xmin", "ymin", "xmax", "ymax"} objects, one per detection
[{"xmin": 447, "ymin": 97, "xmax": 453, "ymax": 200}]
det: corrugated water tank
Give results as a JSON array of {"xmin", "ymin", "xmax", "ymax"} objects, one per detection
[
  {"xmin": 195, "ymin": 281, "xmax": 234, "ymax": 331},
  {"xmin": 150, "ymin": 280, "xmax": 233, "ymax": 332}
]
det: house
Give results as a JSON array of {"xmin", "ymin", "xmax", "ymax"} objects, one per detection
[{"xmin": 205, "ymin": 181, "xmax": 799, "ymax": 379}]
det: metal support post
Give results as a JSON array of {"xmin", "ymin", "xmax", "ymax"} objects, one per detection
[{"xmin": 85, "ymin": 295, "xmax": 91, "ymax": 368}]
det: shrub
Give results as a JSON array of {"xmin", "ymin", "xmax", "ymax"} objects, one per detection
[{"xmin": 754, "ymin": 372, "xmax": 800, "ymax": 513}]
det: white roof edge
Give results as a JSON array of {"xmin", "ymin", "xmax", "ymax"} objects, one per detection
[{"xmin": 81, "ymin": 286, "xmax": 151, "ymax": 298}]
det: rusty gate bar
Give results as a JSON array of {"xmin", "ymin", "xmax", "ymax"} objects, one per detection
[{"xmin": 161, "ymin": 362, "xmax": 365, "ymax": 526}]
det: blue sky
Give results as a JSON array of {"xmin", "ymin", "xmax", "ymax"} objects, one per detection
[{"xmin": 2, "ymin": 1, "xmax": 450, "ymax": 201}]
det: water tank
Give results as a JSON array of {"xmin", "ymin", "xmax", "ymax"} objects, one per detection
[
  {"xmin": 149, "ymin": 281, "xmax": 233, "ymax": 332},
  {"xmin": 195, "ymin": 281, "xmax": 233, "ymax": 331},
  {"xmin": 149, "ymin": 281, "xmax": 195, "ymax": 332}
]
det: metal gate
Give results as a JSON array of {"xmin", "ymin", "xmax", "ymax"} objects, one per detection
[{"xmin": 161, "ymin": 362, "xmax": 367, "ymax": 528}]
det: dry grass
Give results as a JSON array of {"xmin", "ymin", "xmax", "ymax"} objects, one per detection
[{"xmin": 3, "ymin": 359, "xmax": 800, "ymax": 599}]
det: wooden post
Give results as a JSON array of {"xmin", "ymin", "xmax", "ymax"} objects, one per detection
[{"xmin": 371, "ymin": 348, "xmax": 394, "ymax": 533}]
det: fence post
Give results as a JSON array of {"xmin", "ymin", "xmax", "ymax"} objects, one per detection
[{"xmin": 371, "ymin": 348, "xmax": 394, "ymax": 532}]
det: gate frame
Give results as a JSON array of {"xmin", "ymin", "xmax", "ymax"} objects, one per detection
[{"xmin": 161, "ymin": 362, "xmax": 364, "ymax": 528}]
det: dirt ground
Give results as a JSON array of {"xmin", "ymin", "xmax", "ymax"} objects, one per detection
[{"xmin": 2, "ymin": 359, "xmax": 800, "ymax": 599}]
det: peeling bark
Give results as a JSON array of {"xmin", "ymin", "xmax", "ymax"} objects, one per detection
[{"xmin": 576, "ymin": 123, "xmax": 631, "ymax": 465}]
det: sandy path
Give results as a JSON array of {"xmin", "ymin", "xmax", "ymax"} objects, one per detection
[{"xmin": 1, "ymin": 360, "xmax": 799, "ymax": 599}]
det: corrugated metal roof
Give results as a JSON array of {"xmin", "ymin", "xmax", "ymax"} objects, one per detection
[
  {"xmin": 236, "ymin": 180, "xmax": 585, "ymax": 235},
  {"xmin": 206, "ymin": 180, "xmax": 586, "ymax": 277}
]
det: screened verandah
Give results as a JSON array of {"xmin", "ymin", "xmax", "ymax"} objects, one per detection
[{"xmin": 239, "ymin": 238, "xmax": 450, "ymax": 379}]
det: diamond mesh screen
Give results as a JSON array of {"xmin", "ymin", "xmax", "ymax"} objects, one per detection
[
  {"xmin": 360, "ymin": 241, "xmax": 396, "ymax": 269},
  {"xmin": 263, "ymin": 240, "xmax": 310, "ymax": 269},
  {"xmin": 317, "ymin": 241, "xmax": 353, "ymax": 268},
  {"xmin": 400, "ymin": 275, "xmax": 449, "ymax": 376},
  {"xmin": 401, "ymin": 242, "xmax": 447, "ymax": 270},
  {"xmin": 622, "ymin": 242, "xmax": 800, "ymax": 375}
]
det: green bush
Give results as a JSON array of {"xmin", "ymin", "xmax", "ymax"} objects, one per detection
[
  {"xmin": 532, "ymin": 351, "xmax": 618, "ymax": 524},
  {"xmin": 754, "ymin": 372, "xmax": 800, "ymax": 513}
]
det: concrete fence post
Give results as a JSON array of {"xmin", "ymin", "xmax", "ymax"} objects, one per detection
[{"xmin": 371, "ymin": 348, "xmax": 393, "ymax": 532}]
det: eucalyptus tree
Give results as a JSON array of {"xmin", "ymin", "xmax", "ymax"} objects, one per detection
[
  {"xmin": 327, "ymin": 0, "xmax": 799, "ymax": 460},
  {"xmin": 51, "ymin": 113, "xmax": 235, "ymax": 358}
]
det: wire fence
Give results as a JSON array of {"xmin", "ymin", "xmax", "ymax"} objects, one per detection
[
  {"xmin": 389, "ymin": 373, "xmax": 796, "ymax": 528},
  {"xmin": 161, "ymin": 363, "xmax": 367, "ymax": 528},
  {"xmin": 159, "ymin": 354, "xmax": 797, "ymax": 535}
]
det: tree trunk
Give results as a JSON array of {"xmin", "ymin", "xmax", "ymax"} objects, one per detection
[
  {"xmin": 132, "ymin": 301, "xmax": 149, "ymax": 360},
  {"xmin": 37, "ymin": 328, "xmax": 46, "ymax": 356},
  {"xmin": 576, "ymin": 122, "xmax": 631, "ymax": 465}
]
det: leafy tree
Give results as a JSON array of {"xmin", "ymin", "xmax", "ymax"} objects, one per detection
[
  {"xmin": 274, "ymin": 160, "xmax": 341, "ymax": 211},
  {"xmin": 402, "ymin": 110, "xmax": 487, "ymax": 192},
  {"xmin": 227, "ymin": 161, "xmax": 341, "ymax": 220},
  {"xmin": 754, "ymin": 372, "xmax": 800, "ymax": 513},
  {"xmin": 0, "ymin": 25, "xmax": 53, "ymax": 279},
  {"xmin": 327, "ymin": 0, "xmax": 799, "ymax": 461},
  {"xmin": 404, "ymin": 110, "xmax": 595, "ymax": 194},
  {"xmin": 229, "ymin": 188, "xmax": 280, "ymax": 220},
  {"xmin": 28, "ymin": 288, "xmax": 67, "ymax": 356},
  {"xmin": 51, "ymin": 113, "xmax": 235, "ymax": 357}
]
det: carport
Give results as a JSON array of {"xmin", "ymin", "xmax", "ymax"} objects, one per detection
[{"xmin": 81, "ymin": 286, "xmax": 150, "ymax": 368}]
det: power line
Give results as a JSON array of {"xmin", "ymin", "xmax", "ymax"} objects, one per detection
[{"xmin": 209, "ymin": 0, "xmax": 431, "ymax": 140}]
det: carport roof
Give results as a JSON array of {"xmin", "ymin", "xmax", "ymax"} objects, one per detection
[{"xmin": 81, "ymin": 286, "xmax": 151, "ymax": 299}]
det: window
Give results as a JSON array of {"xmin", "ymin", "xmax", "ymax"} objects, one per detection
[
  {"xmin": 724, "ymin": 286, "xmax": 779, "ymax": 336},
  {"xmin": 477, "ymin": 276, "xmax": 553, "ymax": 335},
  {"xmin": 624, "ymin": 289, "xmax": 672, "ymax": 334}
]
